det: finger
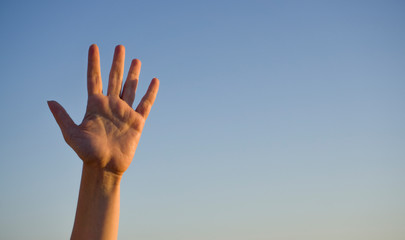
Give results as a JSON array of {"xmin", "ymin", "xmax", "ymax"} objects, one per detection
[
  {"xmin": 121, "ymin": 59, "xmax": 141, "ymax": 107},
  {"xmin": 87, "ymin": 44, "xmax": 102, "ymax": 96},
  {"xmin": 136, "ymin": 78, "xmax": 160, "ymax": 119},
  {"xmin": 47, "ymin": 100, "xmax": 78, "ymax": 144},
  {"xmin": 107, "ymin": 45, "xmax": 125, "ymax": 96}
]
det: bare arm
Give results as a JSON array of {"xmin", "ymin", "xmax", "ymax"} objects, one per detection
[{"xmin": 48, "ymin": 44, "xmax": 159, "ymax": 240}]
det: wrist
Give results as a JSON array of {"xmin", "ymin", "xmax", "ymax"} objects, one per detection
[{"xmin": 82, "ymin": 164, "xmax": 122, "ymax": 192}]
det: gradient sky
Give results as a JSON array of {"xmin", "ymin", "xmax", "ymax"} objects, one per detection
[{"xmin": 0, "ymin": 0, "xmax": 404, "ymax": 239}]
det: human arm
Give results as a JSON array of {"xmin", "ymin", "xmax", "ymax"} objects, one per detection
[{"xmin": 48, "ymin": 44, "xmax": 159, "ymax": 240}]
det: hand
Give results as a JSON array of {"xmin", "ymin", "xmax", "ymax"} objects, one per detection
[{"xmin": 48, "ymin": 44, "xmax": 159, "ymax": 176}]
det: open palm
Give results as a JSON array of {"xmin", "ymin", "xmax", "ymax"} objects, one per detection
[{"xmin": 48, "ymin": 44, "xmax": 159, "ymax": 175}]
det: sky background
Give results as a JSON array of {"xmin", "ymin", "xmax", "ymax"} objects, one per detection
[{"xmin": 0, "ymin": 0, "xmax": 404, "ymax": 239}]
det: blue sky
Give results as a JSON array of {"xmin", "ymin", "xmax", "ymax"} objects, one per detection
[{"xmin": 1, "ymin": 0, "xmax": 404, "ymax": 239}]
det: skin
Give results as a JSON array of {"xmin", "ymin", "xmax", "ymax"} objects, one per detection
[{"xmin": 48, "ymin": 44, "xmax": 159, "ymax": 240}]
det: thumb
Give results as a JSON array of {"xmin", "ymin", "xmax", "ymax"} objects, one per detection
[{"xmin": 47, "ymin": 100, "xmax": 77, "ymax": 143}]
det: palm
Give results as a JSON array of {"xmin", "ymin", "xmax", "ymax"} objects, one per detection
[
  {"xmin": 48, "ymin": 45, "xmax": 159, "ymax": 175},
  {"xmin": 72, "ymin": 95, "xmax": 143, "ymax": 174}
]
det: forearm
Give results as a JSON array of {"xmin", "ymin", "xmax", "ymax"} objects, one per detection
[{"xmin": 71, "ymin": 164, "xmax": 122, "ymax": 240}]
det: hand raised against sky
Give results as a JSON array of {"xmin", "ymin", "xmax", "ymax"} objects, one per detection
[{"xmin": 48, "ymin": 44, "xmax": 159, "ymax": 176}]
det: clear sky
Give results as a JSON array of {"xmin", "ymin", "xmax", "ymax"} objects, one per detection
[{"xmin": 0, "ymin": 0, "xmax": 404, "ymax": 239}]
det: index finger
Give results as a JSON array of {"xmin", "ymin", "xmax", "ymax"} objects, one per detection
[{"xmin": 87, "ymin": 44, "xmax": 103, "ymax": 96}]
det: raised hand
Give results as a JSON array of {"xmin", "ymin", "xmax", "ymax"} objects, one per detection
[{"xmin": 48, "ymin": 44, "xmax": 159, "ymax": 176}]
